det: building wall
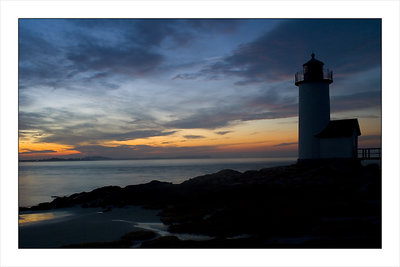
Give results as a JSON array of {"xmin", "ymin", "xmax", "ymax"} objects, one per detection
[{"xmin": 319, "ymin": 132, "xmax": 358, "ymax": 159}]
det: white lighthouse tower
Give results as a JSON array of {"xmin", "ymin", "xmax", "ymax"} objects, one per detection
[{"xmin": 295, "ymin": 53, "xmax": 333, "ymax": 161}]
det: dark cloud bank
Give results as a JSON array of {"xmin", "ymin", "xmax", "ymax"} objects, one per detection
[{"xmin": 176, "ymin": 19, "xmax": 381, "ymax": 84}]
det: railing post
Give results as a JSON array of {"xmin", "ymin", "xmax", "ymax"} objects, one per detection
[{"xmin": 358, "ymin": 148, "xmax": 381, "ymax": 160}]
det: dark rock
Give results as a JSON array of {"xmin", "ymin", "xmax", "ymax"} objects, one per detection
[
  {"xmin": 121, "ymin": 230, "xmax": 157, "ymax": 241},
  {"xmin": 140, "ymin": 236, "xmax": 182, "ymax": 248},
  {"xmin": 62, "ymin": 230, "xmax": 158, "ymax": 248},
  {"xmin": 23, "ymin": 161, "xmax": 381, "ymax": 248},
  {"xmin": 61, "ymin": 239, "xmax": 131, "ymax": 248}
]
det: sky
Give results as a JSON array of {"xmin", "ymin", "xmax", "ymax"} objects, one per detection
[{"xmin": 18, "ymin": 19, "xmax": 382, "ymax": 160}]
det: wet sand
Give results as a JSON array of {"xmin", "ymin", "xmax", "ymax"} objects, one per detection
[{"xmin": 19, "ymin": 206, "xmax": 161, "ymax": 248}]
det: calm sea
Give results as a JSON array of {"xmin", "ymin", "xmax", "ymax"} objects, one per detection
[{"xmin": 19, "ymin": 157, "xmax": 296, "ymax": 207}]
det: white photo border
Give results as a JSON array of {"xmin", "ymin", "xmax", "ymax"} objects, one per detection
[{"xmin": 1, "ymin": 1, "xmax": 399, "ymax": 266}]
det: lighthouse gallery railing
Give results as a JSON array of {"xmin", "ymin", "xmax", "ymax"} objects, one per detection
[{"xmin": 295, "ymin": 68, "xmax": 333, "ymax": 84}]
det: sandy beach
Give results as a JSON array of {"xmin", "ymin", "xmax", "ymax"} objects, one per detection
[{"xmin": 19, "ymin": 206, "xmax": 162, "ymax": 248}]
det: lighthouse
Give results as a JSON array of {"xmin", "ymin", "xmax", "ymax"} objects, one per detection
[
  {"xmin": 295, "ymin": 53, "xmax": 332, "ymax": 160},
  {"xmin": 295, "ymin": 53, "xmax": 361, "ymax": 162}
]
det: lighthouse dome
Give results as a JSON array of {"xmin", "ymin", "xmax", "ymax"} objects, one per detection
[
  {"xmin": 295, "ymin": 53, "xmax": 332, "ymax": 85},
  {"xmin": 303, "ymin": 53, "xmax": 324, "ymax": 67}
]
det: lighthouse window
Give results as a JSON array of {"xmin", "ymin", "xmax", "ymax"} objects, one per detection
[{"xmin": 303, "ymin": 65, "xmax": 308, "ymax": 73}]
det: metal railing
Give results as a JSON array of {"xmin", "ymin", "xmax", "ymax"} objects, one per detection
[
  {"xmin": 295, "ymin": 69, "xmax": 333, "ymax": 84},
  {"xmin": 358, "ymin": 148, "xmax": 381, "ymax": 160},
  {"xmin": 294, "ymin": 72, "xmax": 304, "ymax": 83}
]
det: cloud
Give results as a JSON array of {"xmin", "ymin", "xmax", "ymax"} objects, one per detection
[
  {"xmin": 183, "ymin": 135, "xmax": 205, "ymax": 139},
  {"xmin": 163, "ymin": 88, "xmax": 295, "ymax": 130},
  {"xmin": 19, "ymin": 112, "xmax": 51, "ymax": 131},
  {"xmin": 165, "ymin": 110, "xmax": 234, "ymax": 130},
  {"xmin": 66, "ymin": 43, "xmax": 164, "ymax": 76},
  {"xmin": 74, "ymin": 144, "xmax": 220, "ymax": 159},
  {"xmin": 19, "ymin": 108, "xmax": 175, "ymax": 145},
  {"xmin": 185, "ymin": 19, "xmax": 242, "ymax": 34},
  {"xmin": 331, "ymin": 91, "xmax": 381, "ymax": 113},
  {"xmin": 132, "ymin": 20, "xmax": 189, "ymax": 47},
  {"xmin": 172, "ymin": 73, "xmax": 200, "ymax": 80},
  {"xmin": 19, "ymin": 19, "xmax": 177, "ymax": 92},
  {"xmin": 274, "ymin": 142, "xmax": 297, "ymax": 147},
  {"xmin": 18, "ymin": 25, "xmax": 71, "ymax": 90},
  {"xmin": 358, "ymin": 134, "xmax": 381, "ymax": 141},
  {"xmin": 70, "ymin": 19, "xmax": 189, "ymax": 48},
  {"xmin": 164, "ymin": 84, "xmax": 299, "ymax": 130},
  {"xmin": 39, "ymin": 128, "xmax": 176, "ymax": 145},
  {"xmin": 19, "ymin": 149, "xmax": 57, "ymax": 154},
  {"xmin": 175, "ymin": 19, "xmax": 381, "ymax": 85},
  {"xmin": 19, "ymin": 19, "xmax": 243, "ymax": 92},
  {"xmin": 18, "ymin": 109, "xmax": 104, "ymax": 138},
  {"xmin": 215, "ymin": 131, "xmax": 232, "ymax": 135},
  {"xmin": 164, "ymin": 105, "xmax": 297, "ymax": 130}
]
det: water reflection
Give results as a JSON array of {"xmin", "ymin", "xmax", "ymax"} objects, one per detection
[
  {"xmin": 19, "ymin": 158, "xmax": 296, "ymax": 207},
  {"xmin": 19, "ymin": 211, "xmax": 71, "ymax": 225}
]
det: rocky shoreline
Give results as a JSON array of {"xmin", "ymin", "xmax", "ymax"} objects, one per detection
[{"xmin": 20, "ymin": 161, "xmax": 381, "ymax": 248}]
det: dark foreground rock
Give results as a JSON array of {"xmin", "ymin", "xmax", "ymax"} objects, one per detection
[
  {"xmin": 22, "ymin": 161, "xmax": 381, "ymax": 248},
  {"xmin": 62, "ymin": 230, "xmax": 157, "ymax": 248}
]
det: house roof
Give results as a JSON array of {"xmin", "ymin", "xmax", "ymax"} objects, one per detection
[{"xmin": 315, "ymin": 119, "xmax": 361, "ymax": 138}]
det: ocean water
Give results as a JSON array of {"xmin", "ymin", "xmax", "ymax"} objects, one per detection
[{"xmin": 19, "ymin": 157, "xmax": 296, "ymax": 207}]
